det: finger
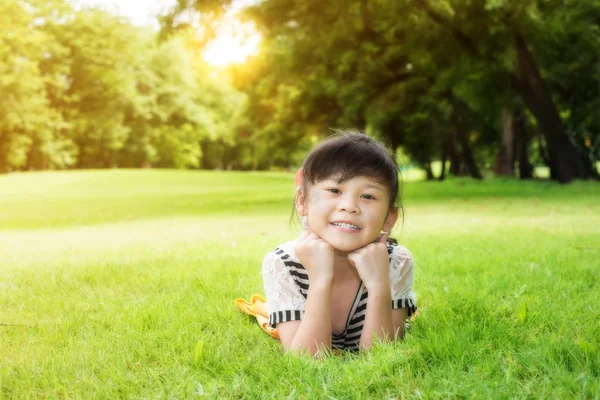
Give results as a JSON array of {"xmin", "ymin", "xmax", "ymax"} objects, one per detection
[
  {"xmin": 347, "ymin": 256, "xmax": 356, "ymax": 268},
  {"xmin": 315, "ymin": 236, "xmax": 331, "ymax": 247},
  {"xmin": 309, "ymin": 234, "xmax": 333, "ymax": 249},
  {"xmin": 350, "ymin": 244, "xmax": 367, "ymax": 254},
  {"xmin": 377, "ymin": 231, "xmax": 389, "ymax": 244},
  {"xmin": 308, "ymin": 230, "xmax": 328, "ymax": 240},
  {"xmin": 306, "ymin": 232, "xmax": 320, "ymax": 242},
  {"xmin": 298, "ymin": 231, "xmax": 310, "ymax": 241}
]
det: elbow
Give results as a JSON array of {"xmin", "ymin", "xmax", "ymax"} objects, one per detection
[
  {"xmin": 283, "ymin": 340, "xmax": 331, "ymax": 359},
  {"xmin": 283, "ymin": 347, "xmax": 323, "ymax": 359}
]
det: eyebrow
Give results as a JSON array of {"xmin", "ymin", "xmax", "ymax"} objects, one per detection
[
  {"xmin": 363, "ymin": 184, "xmax": 385, "ymax": 192},
  {"xmin": 324, "ymin": 179, "xmax": 385, "ymax": 192}
]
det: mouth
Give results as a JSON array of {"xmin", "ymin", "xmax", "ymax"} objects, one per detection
[{"xmin": 330, "ymin": 221, "xmax": 361, "ymax": 231}]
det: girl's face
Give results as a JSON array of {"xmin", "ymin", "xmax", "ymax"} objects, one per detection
[{"xmin": 296, "ymin": 175, "xmax": 398, "ymax": 252}]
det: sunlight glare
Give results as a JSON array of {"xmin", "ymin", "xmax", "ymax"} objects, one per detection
[{"xmin": 203, "ymin": 20, "xmax": 261, "ymax": 67}]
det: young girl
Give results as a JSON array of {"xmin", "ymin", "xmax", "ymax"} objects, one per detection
[{"xmin": 262, "ymin": 132, "xmax": 416, "ymax": 356}]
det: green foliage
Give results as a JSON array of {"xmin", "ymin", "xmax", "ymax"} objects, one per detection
[
  {"xmin": 0, "ymin": 1, "xmax": 246, "ymax": 171},
  {"xmin": 0, "ymin": 0, "xmax": 71, "ymax": 170},
  {"xmin": 233, "ymin": 0, "xmax": 600, "ymax": 177},
  {"xmin": 2, "ymin": 0, "xmax": 599, "ymax": 176}
]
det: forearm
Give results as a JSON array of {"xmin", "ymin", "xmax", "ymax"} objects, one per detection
[
  {"xmin": 359, "ymin": 286, "xmax": 394, "ymax": 350},
  {"xmin": 289, "ymin": 282, "xmax": 333, "ymax": 357}
]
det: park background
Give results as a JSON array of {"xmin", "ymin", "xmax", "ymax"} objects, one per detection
[{"xmin": 1, "ymin": 0, "xmax": 599, "ymax": 398}]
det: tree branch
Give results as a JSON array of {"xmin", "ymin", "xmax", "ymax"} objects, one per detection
[{"xmin": 412, "ymin": 0, "xmax": 481, "ymax": 57}]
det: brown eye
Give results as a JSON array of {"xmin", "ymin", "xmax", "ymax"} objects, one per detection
[
  {"xmin": 327, "ymin": 188, "xmax": 341, "ymax": 194},
  {"xmin": 362, "ymin": 194, "xmax": 376, "ymax": 200}
]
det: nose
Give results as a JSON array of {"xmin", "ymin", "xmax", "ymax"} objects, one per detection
[{"xmin": 338, "ymin": 194, "xmax": 360, "ymax": 213}]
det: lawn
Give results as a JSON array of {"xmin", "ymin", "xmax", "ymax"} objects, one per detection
[{"xmin": 1, "ymin": 170, "xmax": 599, "ymax": 399}]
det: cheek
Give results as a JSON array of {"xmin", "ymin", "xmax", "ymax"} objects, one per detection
[
  {"xmin": 306, "ymin": 194, "xmax": 333, "ymax": 220},
  {"xmin": 308, "ymin": 191, "xmax": 322, "ymax": 203},
  {"xmin": 306, "ymin": 192, "xmax": 328, "ymax": 211},
  {"xmin": 368, "ymin": 206, "xmax": 390, "ymax": 225}
]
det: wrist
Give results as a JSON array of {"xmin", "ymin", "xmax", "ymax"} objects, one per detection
[
  {"xmin": 365, "ymin": 280, "xmax": 391, "ymax": 294},
  {"xmin": 310, "ymin": 277, "xmax": 333, "ymax": 290}
]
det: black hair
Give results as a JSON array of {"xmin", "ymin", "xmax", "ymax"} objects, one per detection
[{"xmin": 292, "ymin": 129, "xmax": 404, "ymax": 234}]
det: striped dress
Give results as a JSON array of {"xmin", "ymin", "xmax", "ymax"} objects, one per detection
[{"xmin": 262, "ymin": 240, "xmax": 417, "ymax": 352}]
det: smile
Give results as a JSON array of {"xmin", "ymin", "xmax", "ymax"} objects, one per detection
[{"xmin": 331, "ymin": 222, "xmax": 360, "ymax": 231}]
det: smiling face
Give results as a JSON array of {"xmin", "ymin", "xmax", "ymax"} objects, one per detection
[{"xmin": 296, "ymin": 175, "xmax": 398, "ymax": 252}]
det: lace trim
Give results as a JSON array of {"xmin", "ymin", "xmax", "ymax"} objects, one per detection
[
  {"xmin": 261, "ymin": 248, "xmax": 306, "ymax": 328},
  {"xmin": 262, "ymin": 241, "xmax": 417, "ymax": 327}
]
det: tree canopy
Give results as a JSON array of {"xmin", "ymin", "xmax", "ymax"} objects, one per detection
[
  {"xmin": 1, "ymin": 0, "xmax": 599, "ymax": 182},
  {"xmin": 0, "ymin": 0, "xmax": 244, "ymax": 171},
  {"xmin": 229, "ymin": 0, "xmax": 600, "ymax": 182}
]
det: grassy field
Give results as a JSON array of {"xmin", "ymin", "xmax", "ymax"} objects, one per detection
[{"xmin": 1, "ymin": 170, "xmax": 599, "ymax": 399}]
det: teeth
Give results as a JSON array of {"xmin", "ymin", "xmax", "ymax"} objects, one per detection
[{"xmin": 332, "ymin": 222, "xmax": 359, "ymax": 230}]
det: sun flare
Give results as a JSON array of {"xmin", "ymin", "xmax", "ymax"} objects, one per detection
[{"xmin": 203, "ymin": 20, "xmax": 261, "ymax": 67}]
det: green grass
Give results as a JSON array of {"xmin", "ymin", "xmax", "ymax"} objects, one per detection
[{"xmin": 1, "ymin": 170, "xmax": 599, "ymax": 399}]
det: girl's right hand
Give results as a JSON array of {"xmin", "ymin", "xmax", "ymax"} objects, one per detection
[{"xmin": 294, "ymin": 230, "xmax": 335, "ymax": 286}]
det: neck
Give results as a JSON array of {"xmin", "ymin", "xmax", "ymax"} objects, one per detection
[{"xmin": 332, "ymin": 248, "xmax": 360, "ymax": 281}]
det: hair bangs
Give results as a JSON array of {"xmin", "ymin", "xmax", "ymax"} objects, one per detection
[{"xmin": 302, "ymin": 132, "xmax": 400, "ymax": 208}]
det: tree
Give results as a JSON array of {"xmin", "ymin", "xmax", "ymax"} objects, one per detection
[
  {"xmin": 1, "ymin": 1, "xmax": 247, "ymax": 171},
  {"xmin": 409, "ymin": 0, "xmax": 599, "ymax": 182},
  {"xmin": 214, "ymin": 0, "xmax": 599, "ymax": 180},
  {"xmin": 0, "ymin": 0, "xmax": 73, "ymax": 171}
]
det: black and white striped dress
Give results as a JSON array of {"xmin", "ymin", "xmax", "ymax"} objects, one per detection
[{"xmin": 262, "ymin": 240, "xmax": 417, "ymax": 352}]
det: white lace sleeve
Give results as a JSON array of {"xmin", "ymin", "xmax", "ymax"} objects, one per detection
[
  {"xmin": 262, "ymin": 250, "xmax": 306, "ymax": 327},
  {"xmin": 389, "ymin": 245, "xmax": 417, "ymax": 316}
]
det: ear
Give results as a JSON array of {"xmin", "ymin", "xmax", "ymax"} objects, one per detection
[
  {"xmin": 382, "ymin": 207, "xmax": 399, "ymax": 232},
  {"xmin": 295, "ymin": 189, "xmax": 308, "ymax": 216}
]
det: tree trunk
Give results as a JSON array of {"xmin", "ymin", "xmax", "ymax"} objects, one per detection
[
  {"xmin": 535, "ymin": 127, "xmax": 550, "ymax": 167},
  {"xmin": 512, "ymin": 33, "xmax": 593, "ymax": 183},
  {"xmin": 457, "ymin": 130, "xmax": 483, "ymax": 179},
  {"xmin": 451, "ymin": 100, "xmax": 483, "ymax": 180},
  {"xmin": 513, "ymin": 109, "xmax": 534, "ymax": 180},
  {"xmin": 411, "ymin": 1, "xmax": 594, "ymax": 182},
  {"xmin": 424, "ymin": 162, "xmax": 434, "ymax": 180},
  {"xmin": 494, "ymin": 107, "xmax": 515, "ymax": 176},
  {"xmin": 447, "ymin": 133, "xmax": 466, "ymax": 176},
  {"xmin": 0, "ymin": 131, "xmax": 6, "ymax": 173},
  {"xmin": 439, "ymin": 143, "xmax": 447, "ymax": 181},
  {"xmin": 26, "ymin": 141, "xmax": 37, "ymax": 171}
]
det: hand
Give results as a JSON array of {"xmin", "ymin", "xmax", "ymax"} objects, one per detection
[
  {"xmin": 294, "ymin": 231, "xmax": 335, "ymax": 286},
  {"xmin": 347, "ymin": 232, "xmax": 391, "ymax": 292}
]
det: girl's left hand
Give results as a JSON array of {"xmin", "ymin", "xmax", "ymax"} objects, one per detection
[{"xmin": 347, "ymin": 232, "xmax": 391, "ymax": 292}]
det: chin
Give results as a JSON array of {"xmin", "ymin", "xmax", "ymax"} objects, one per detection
[
  {"xmin": 326, "ymin": 237, "xmax": 370, "ymax": 253},
  {"xmin": 330, "ymin": 244, "xmax": 357, "ymax": 253}
]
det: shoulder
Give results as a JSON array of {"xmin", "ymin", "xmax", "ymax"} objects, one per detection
[
  {"xmin": 263, "ymin": 239, "xmax": 300, "ymax": 262},
  {"xmin": 387, "ymin": 242, "xmax": 417, "ymax": 300},
  {"xmin": 386, "ymin": 242, "xmax": 415, "ymax": 268},
  {"xmin": 262, "ymin": 240, "xmax": 303, "ymax": 272},
  {"xmin": 387, "ymin": 242, "xmax": 413, "ymax": 259}
]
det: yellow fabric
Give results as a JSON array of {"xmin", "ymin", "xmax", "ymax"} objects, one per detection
[
  {"xmin": 234, "ymin": 295, "xmax": 280, "ymax": 339},
  {"xmin": 235, "ymin": 294, "xmax": 420, "ymax": 344}
]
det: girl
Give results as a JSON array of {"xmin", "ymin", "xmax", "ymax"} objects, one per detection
[{"xmin": 262, "ymin": 132, "xmax": 416, "ymax": 356}]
